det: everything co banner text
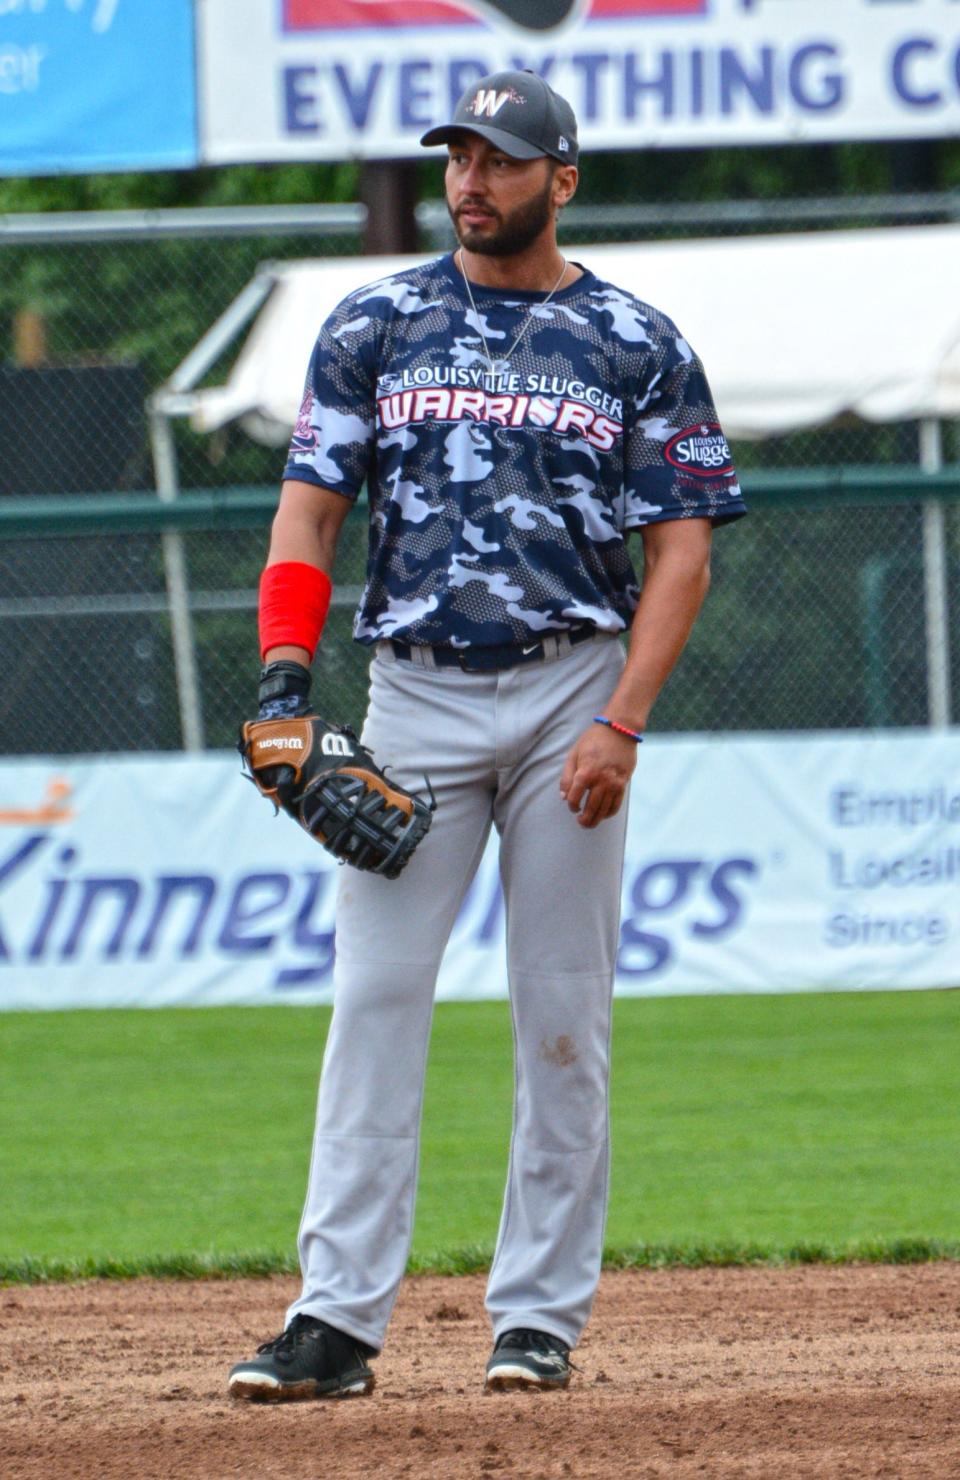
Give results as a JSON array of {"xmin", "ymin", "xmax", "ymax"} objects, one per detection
[
  {"xmin": 198, "ymin": 0, "xmax": 960, "ymax": 162},
  {"xmin": 1, "ymin": 730, "xmax": 958, "ymax": 1010}
]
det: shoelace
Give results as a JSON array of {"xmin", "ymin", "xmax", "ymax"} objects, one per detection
[
  {"xmin": 497, "ymin": 1328, "xmax": 580, "ymax": 1371},
  {"xmin": 499, "ymin": 1328, "xmax": 554, "ymax": 1350},
  {"xmin": 498, "ymin": 1328, "xmax": 567, "ymax": 1355},
  {"xmin": 257, "ymin": 1313, "xmax": 320, "ymax": 1359}
]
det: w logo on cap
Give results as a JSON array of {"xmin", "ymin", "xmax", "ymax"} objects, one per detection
[{"xmin": 468, "ymin": 86, "xmax": 525, "ymax": 117}]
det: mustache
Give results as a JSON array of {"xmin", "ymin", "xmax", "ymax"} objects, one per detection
[{"xmin": 455, "ymin": 201, "xmax": 501, "ymax": 220}]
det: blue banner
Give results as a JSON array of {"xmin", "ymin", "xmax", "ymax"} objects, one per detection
[{"xmin": 0, "ymin": 1, "xmax": 197, "ymax": 175}]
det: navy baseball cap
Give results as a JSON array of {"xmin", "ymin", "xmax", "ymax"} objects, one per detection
[{"xmin": 421, "ymin": 70, "xmax": 578, "ymax": 166}]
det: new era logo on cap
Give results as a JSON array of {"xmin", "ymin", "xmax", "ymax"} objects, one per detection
[{"xmin": 421, "ymin": 68, "xmax": 579, "ymax": 165}]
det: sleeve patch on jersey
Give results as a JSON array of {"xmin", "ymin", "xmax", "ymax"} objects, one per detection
[{"xmin": 664, "ymin": 424, "xmax": 735, "ymax": 479}]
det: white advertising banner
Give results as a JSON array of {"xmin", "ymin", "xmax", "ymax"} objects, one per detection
[
  {"xmin": 1, "ymin": 730, "xmax": 959, "ymax": 1010},
  {"xmin": 198, "ymin": 0, "xmax": 960, "ymax": 162}
]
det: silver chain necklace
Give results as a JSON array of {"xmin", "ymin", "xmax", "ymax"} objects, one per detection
[{"xmin": 458, "ymin": 248, "xmax": 568, "ymax": 374}]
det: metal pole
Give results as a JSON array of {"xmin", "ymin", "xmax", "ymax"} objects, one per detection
[
  {"xmin": 0, "ymin": 203, "xmax": 366, "ymax": 245},
  {"xmin": 146, "ymin": 275, "xmax": 282, "ymax": 754},
  {"xmin": 919, "ymin": 419, "xmax": 951, "ymax": 730},
  {"xmin": 859, "ymin": 557, "xmax": 894, "ymax": 728},
  {"xmin": 149, "ymin": 408, "xmax": 205, "ymax": 752},
  {"xmin": 160, "ymin": 269, "xmax": 277, "ymax": 403}
]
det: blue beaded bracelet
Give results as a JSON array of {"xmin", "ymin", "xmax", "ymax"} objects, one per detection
[{"xmin": 594, "ymin": 715, "xmax": 644, "ymax": 744}]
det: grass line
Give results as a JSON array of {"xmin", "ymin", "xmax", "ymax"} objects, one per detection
[{"xmin": 4, "ymin": 1239, "xmax": 960, "ymax": 1286}]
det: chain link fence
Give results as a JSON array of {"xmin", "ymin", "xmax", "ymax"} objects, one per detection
[
  {"xmin": 0, "ymin": 197, "xmax": 957, "ymax": 755},
  {"xmin": 2, "ymin": 484, "xmax": 957, "ymax": 753}
]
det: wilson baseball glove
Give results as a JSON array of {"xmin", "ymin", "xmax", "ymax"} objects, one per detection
[{"xmin": 239, "ymin": 715, "xmax": 435, "ymax": 879}]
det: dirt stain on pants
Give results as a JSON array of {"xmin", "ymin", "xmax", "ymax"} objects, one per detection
[{"xmin": 539, "ymin": 1034, "xmax": 578, "ymax": 1068}]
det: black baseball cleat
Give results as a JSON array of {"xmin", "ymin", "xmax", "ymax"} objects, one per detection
[
  {"xmin": 228, "ymin": 1313, "xmax": 376, "ymax": 1402},
  {"xmin": 484, "ymin": 1328, "xmax": 573, "ymax": 1391}
]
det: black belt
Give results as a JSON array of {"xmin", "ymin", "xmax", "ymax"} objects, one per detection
[{"xmin": 388, "ymin": 626, "xmax": 595, "ymax": 673}]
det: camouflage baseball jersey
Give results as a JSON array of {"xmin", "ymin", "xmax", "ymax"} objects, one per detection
[{"xmin": 283, "ymin": 253, "xmax": 745, "ymax": 650}]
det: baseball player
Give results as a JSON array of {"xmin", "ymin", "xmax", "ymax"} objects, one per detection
[{"xmin": 229, "ymin": 69, "xmax": 745, "ymax": 1402}]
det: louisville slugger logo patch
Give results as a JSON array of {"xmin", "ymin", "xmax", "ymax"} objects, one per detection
[{"xmin": 664, "ymin": 424, "xmax": 735, "ymax": 478}]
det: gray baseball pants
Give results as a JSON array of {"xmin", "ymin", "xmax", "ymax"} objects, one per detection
[{"xmin": 286, "ymin": 632, "xmax": 628, "ymax": 1352}]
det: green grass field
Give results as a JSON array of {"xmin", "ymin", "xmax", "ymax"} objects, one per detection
[{"xmin": 1, "ymin": 990, "xmax": 958, "ymax": 1280}]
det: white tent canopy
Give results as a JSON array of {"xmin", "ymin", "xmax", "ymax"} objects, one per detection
[{"xmin": 180, "ymin": 225, "xmax": 960, "ymax": 444}]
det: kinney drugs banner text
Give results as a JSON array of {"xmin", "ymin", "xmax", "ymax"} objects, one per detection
[{"xmin": 2, "ymin": 729, "xmax": 959, "ymax": 1009}]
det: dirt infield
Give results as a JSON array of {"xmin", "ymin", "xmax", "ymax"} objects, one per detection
[{"xmin": 3, "ymin": 1265, "xmax": 960, "ymax": 1478}]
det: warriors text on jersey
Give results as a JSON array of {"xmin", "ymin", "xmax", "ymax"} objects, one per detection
[{"xmin": 283, "ymin": 253, "xmax": 746, "ymax": 650}]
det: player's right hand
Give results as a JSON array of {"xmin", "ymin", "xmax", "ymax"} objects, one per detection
[{"xmin": 559, "ymin": 724, "xmax": 637, "ymax": 829}]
